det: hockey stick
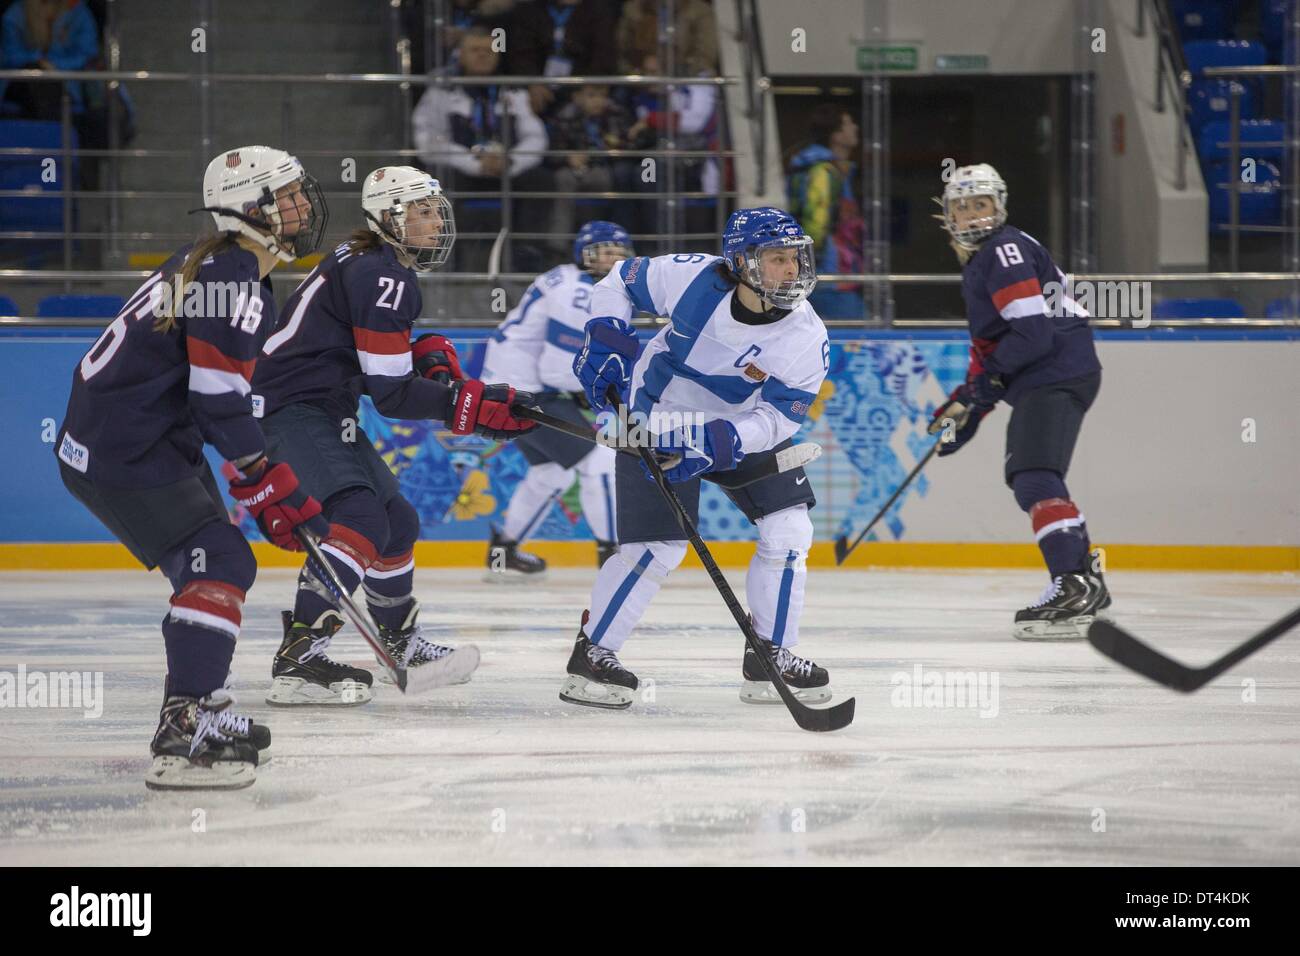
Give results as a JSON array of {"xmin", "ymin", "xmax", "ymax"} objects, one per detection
[
  {"xmin": 834, "ymin": 439, "xmax": 942, "ymax": 565},
  {"xmin": 611, "ymin": 389, "xmax": 855, "ymax": 732},
  {"xmin": 512, "ymin": 401, "xmax": 823, "ymax": 491},
  {"xmin": 294, "ymin": 529, "xmax": 445, "ymax": 696},
  {"xmin": 1088, "ymin": 604, "xmax": 1300, "ymax": 692}
]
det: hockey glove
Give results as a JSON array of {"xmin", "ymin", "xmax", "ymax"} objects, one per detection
[
  {"xmin": 644, "ymin": 419, "xmax": 744, "ymax": 483},
  {"xmin": 447, "ymin": 380, "xmax": 538, "ymax": 440},
  {"xmin": 412, "ymin": 333, "xmax": 464, "ymax": 384},
  {"xmin": 574, "ymin": 316, "xmax": 638, "ymax": 413},
  {"xmin": 229, "ymin": 460, "xmax": 329, "ymax": 550}
]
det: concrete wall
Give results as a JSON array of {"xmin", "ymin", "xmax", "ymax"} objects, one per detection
[{"xmin": 758, "ymin": 0, "xmax": 1080, "ymax": 76}]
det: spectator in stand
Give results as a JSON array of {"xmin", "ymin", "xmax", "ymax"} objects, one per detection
[
  {"xmin": 0, "ymin": 0, "xmax": 100, "ymax": 120},
  {"xmin": 616, "ymin": 0, "xmax": 717, "ymax": 78},
  {"xmin": 786, "ymin": 103, "xmax": 865, "ymax": 319},
  {"xmin": 413, "ymin": 25, "xmax": 553, "ymax": 272},
  {"xmin": 547, "ymin": 82, "xmax": 652, "ymax": 243},
  {"xmin": 504, "ymin": 0, "xmax": 619, "ymax": 121}
]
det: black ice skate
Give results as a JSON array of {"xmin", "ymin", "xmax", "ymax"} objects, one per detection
[
  {"xmin": 376, "ymin": 601, "xmax": 480, "ymax": 688},
  {"xmin": 485, "ymin": 526, "xmax": 547, "ymax": 580},
  {"xmin": 1013, "ymin": 571, "xmax": 1108, "ymax": 640},
  {"xmin": 145, "ymin": 694, "xmax": 262, "ymax": 791},
  {"xmin": 559, "ymin": 610, "xmax": 638, "ymax": 710},
  {"xmin": 741, "ymin": 638, "xmax": 831, "ymax": 704},
  {"xmin": 267, "ymin": 610, "xmax": 374, "ymax": 706},
  {"xmin": 1087, "ymin": 548, "xmax": 1113, "ymax": 617},
  {"xmin": 595, "ymin": 539, "xmax": 618, "ymax": 568}
]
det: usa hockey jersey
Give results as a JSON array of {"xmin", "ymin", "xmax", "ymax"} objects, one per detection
[
  {"xmin": 481, "ymin": 263, "xmax": 598, "ymax": 393},
  {"xmin": 57, "ymin": 243, "xmax": 275, "ymax": 487},
  {"xmin": 253, "ymin": 241, "xmax": 452, "ymax": 423},
  {"xmin": 961, "ymin": 225, "xmax": 1100, "ymax": 404},
  {"xmin": 591, "ymin": 254, "xmax": 828, "ymax": 455}
]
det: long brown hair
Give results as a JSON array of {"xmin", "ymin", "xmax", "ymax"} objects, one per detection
[
  {"xmin": 344, "ymin": 227, "xmax": 384, "ymax": 256},
  {"xmin": 154, "ymin": 233, "xmax": 240, "ymax": 333}
]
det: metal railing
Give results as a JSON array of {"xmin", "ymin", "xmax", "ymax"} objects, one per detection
[
  {"xmin": 1198, "ymin": 65, "xmax": 1300, "ymax": 271},
  {"xmin": 0, "ymin": 0, "xmax": 755, "ymax": 287},
  {"xmin": 1137, "ymin": 0, "xmax": 1192, "ymax": 190}
]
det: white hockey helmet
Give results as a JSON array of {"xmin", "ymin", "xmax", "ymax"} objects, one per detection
[
  {"xmin": 935, "ymin": 163, "xmax": 1008, "ymax": 250},
  {"xmin": 199, "ymin": 145, "xmax": 328, "ymax": 262},
  {"xmin": 362, "ymin": 166, "xmax": 456, "ymax": 271}
]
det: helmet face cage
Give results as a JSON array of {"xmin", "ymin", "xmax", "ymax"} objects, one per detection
[
  {"xmin": 940, "ymin": 169, "xmax": 1007, "ymax": 249},
  {"xmin": 380, "ymin": 192, "xmax": 456, "ymax": 271},
  {"xmin": 580, "ymin": 240, "xmax": 633, "ymax": 277},
  {"xmin": 734, "ymin": 236, "xmax": 817, "ymax": 309},
  {"xmin": 250, "ymin": 173, "xmax": 330, "ymax": 261}
]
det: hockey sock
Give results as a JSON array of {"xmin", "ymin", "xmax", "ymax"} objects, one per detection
[
  {"xmin": 502, "ymin": 462, "xmax": 574, "ymax": 543},
  {"xmin": 585, "ymin": 541, "xmax": 686, "ymax": 652},
  {"xmin": 747, "ymin": 507, "xmax": 812, "ymax": 649},
  {"xmin": 163, "ymin": 581, "xmax": 245, "ymax": 698},
  {"xmin": 294, "ymin": 523, "xmax": 378, "ymax": 626},
  {"xmin": 363, "ymin": 549, "xmax": 416, "ymax": 630}
]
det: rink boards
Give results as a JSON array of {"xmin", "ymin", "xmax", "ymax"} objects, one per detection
[{"xmin": 2, "ymin": 328, "xmax": 1297, "ymax": 570}]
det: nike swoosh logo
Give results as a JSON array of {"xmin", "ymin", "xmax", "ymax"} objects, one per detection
[
  {"xmin": 795, "ymin": 477, "xmax": 807, "ymax": 485},
  {"xmin": 1004, "ymin": 453, "xmax": 1013, "ymax": 463}
]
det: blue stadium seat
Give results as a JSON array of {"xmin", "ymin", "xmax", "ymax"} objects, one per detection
[
  {"xmin": 1187, "ymin": 79, "xmax": 1255, "ymax": 131},
  {"xmin": 0, "ymin": 120, "xmax": 78, "ymax": 232},
  {"xmin": 0, "ymin": 295, "xmax": 18, "ymax": 316},
  {"xmin": 1260, "ymin": 0, "xmax": 1291, "ymax": 62},
  {"xmin": 1206, "ymin": 159, "xmax": 1283, "ymax": 229},
  {"xmin": 36, "ymin": 294, "xmax": 126, "ymax": 319},
  {"xmin": 1196, "ymin": 118, "xmax": 1285, "ymax": 165},
  {"xmin": 1152, "ymin": 297, "xmax": 1247, "ymax": 319},
  {"xmin": 1183, "ymin": 39, "xmax": 1268, "ymax": 76},
  {"xmin": 1170, "ymin": 1, "xmax": 1234, "ymax": 42},
  {"xmin": 1264, "ymin": 295, "xmax": 1299, "ymax": 319}
]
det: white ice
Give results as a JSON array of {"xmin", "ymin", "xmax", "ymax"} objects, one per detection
[{"xmin": 0, "ymin": 567, "xmax": 1297, "ymax": 865}]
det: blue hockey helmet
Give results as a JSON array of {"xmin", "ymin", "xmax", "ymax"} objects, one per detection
[
  {"xmin": 574, "ymin": 220, "xmax": 634, "ymax": 276},
  {"xmin": 721, "ymin": 207, "xmax": 817, "ymax": 309}
]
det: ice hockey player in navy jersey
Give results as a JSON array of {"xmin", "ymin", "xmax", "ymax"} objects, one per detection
[
  {"xmin": 931, "ymin": 163, "xmax": 1111, "ymax": 639},
  {"xmin": 479, "ymin": 221, "xmax": 630, "ymax": 578},
  {"xmin": 562, "ymin": 207, "xmax": 834, "ymax": 710},
  {"xmin": 56, "ymin": 145, "xmax": 331, "ymax": 789},
  {"xmin": 252, "ymin": 165, "xmax": 538, "ymax": 704}
]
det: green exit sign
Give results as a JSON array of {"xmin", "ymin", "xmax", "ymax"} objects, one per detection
[{"xmin": 856, "ymin": 45, "xmax": 918, "ymax": 72}]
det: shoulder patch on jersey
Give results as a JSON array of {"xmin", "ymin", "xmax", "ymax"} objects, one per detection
[{"xmin": 622, "ymin": 256, "xmax": 647, "ymax": 286}]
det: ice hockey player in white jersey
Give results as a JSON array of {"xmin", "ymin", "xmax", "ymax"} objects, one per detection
[
  {"xmin": 563, "ymin": 207, "xmax": 833, "ymax": 709},
  {"xmin": 479, "ymin": 222, "xmax": 630, "ymax": 576}
]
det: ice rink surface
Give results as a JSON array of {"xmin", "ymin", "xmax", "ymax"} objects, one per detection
[{"xmin": 1, "ymin": 566, "xmax": 1297, "ymax": 866}]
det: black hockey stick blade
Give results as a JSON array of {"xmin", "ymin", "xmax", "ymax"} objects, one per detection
[
  {"xmin": 512, "ymin": 402, "xmax": 821, "ymax": 491},
  {"xmin": 610, "ymin": 388, "xmax": 853, "ymax": 732},
  {"xmin": 1088, "ymin": 603, "xmax": 1300, "ymax": 693},
  {"xmin": 835, "ymin": 440, "xmax": 941, "ymax": 566}
]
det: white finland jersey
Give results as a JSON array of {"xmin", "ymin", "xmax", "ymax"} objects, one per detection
[
  {"xmin": 590, "ymin": 254, "xmax": 829, "ymax": 455},
  {"xmin": 481, "ymin": 263, "xmax": 600, "ymax": 393}
]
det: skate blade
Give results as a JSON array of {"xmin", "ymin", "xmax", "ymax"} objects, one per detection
[
  {"xmin": 740, "ymin": 679, "xmax": 832, "ymax": 705},
  {"xmin": 378, "ymin": 645, "xmax": 481, "ymax": 691},
  {"xmin": 1013, "ymin": 616, "xmax": 1092, "ymax": 641},
  {"xmin": 559, "ymin": 674, "xmax": 633, "ymax": 710},
  {"xmin": 265, "ymin": 676, "xmax": 373, "ymax": 706},
  {"xmin": 481, "ymin": 570, "xmax": 547, "ymax": 584},
  {"xmin": 144, "ymin": 755, "xmax": 256, "ymax": 791}
]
